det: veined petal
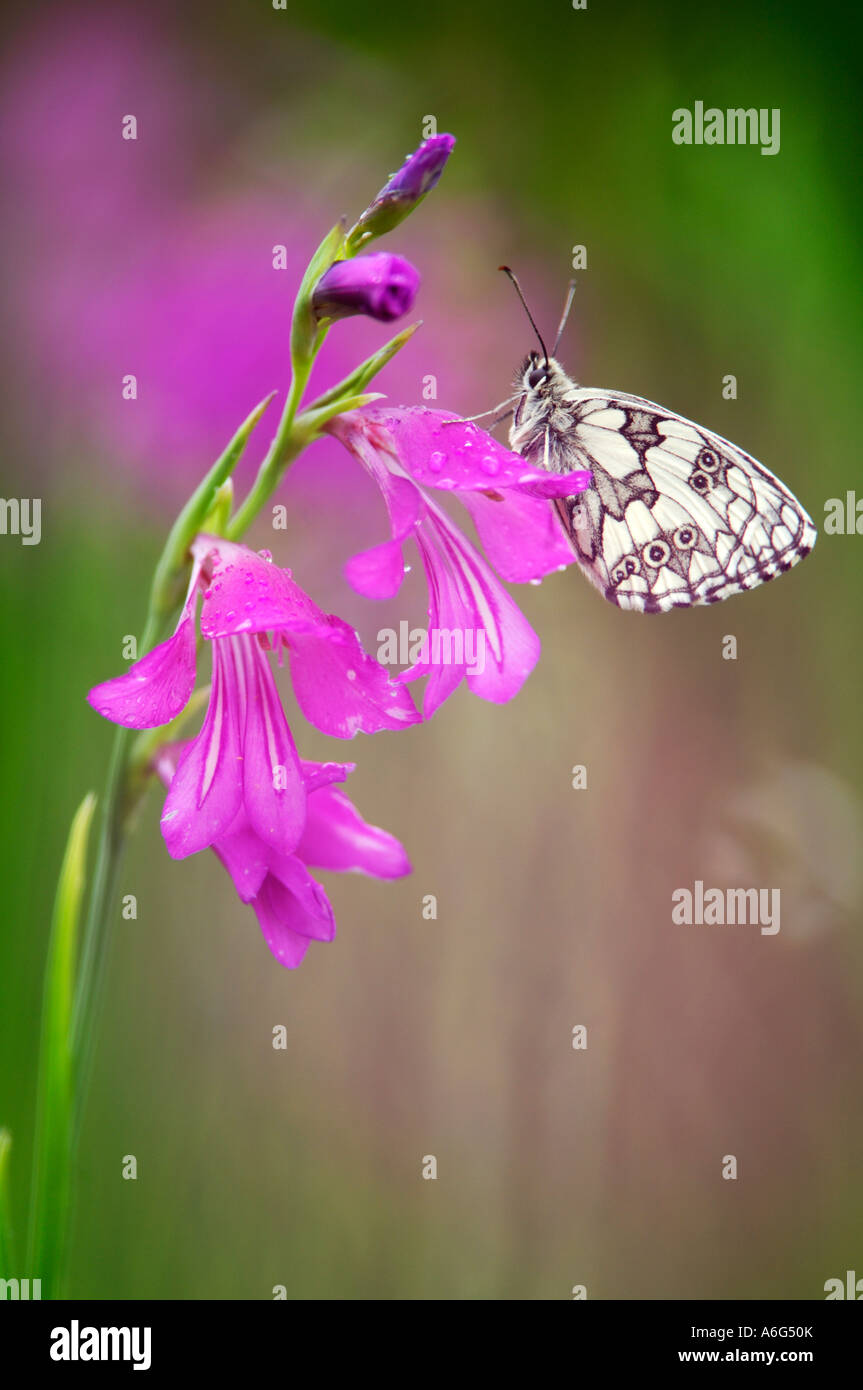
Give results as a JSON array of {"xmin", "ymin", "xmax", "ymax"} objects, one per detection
[
  {"xmin": 160, "ymin": 638, "xmax": 244, "ymax": 857},
  {"xmin": 198, "ymin": 538, "xmax": 325, "ymax": 640},
  {"xmin": 87, "ymin": 565, "xmax": 201, "ymax": 729},
  {"xmin": 408, "ymin": 500, "xmax": 541, "ymax": 717},
  {"xmin": 330, "ymin": 417, "xmax": 423, "ymax": 600},
  {"xmin": 287, "ymin": 615, "xmax": 420, "ymax": 737},
  {"xmin": 458, "ymin": 488, "xmax": 577, "ymax": 582},
  {"xmin": 297, "ymin": 783, "xmax": 411, "ymax": 879},
  {"xmin": 237, "ymin": 635, "xmax": 306, "ymax": 853},
  {"xmin": 359, "ymin": 406, "xmax": 590, "ymax": 498}
]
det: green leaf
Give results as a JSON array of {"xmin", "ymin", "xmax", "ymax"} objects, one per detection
[
  {"xmin": 27, "ymin": 792, "xmax": 97, "ymax": 1299},
  {"xmin": 0, "ymin": 1128, "xmax": 15, "ymax": 1274},
  {"xmin": 303, "ymin": 321, "xmax": 421, "ymax": 414}
]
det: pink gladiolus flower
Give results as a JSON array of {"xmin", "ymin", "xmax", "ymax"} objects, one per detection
[
  {"xmin": 328, "ymin": 407, "xmax": 592, "ymax": 717},
  {"xmin": 87, "ymin": 536, "xmax": 419, "ymax": 862},
  {"xmin": 155, "ymin": 749, "xmax": 410, "ymax": 968}
]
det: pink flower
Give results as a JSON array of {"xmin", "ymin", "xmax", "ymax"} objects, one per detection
[
  {"xmin": 155, "ymin": 749, "xmax": 410, "ymax": 969},
  {"xmin": 87, "ymin": 536, "xmax": 419, "ymax": 862},
  {"xmin": 328, "ymin": 407, "xmax": 592, "ymax": 717}
]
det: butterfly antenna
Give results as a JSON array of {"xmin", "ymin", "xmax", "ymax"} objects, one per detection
[
  {"xmin": 499, "ymin": 266, "xmax": 549, "ymax": 364},
  {"xmin": 552, "ymin": 278, "xmax": 576, "ymax": 355}
]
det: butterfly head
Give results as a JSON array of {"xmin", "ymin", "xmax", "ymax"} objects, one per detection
[{"xmin": 517, "ymin": 350, "xmax": 569, "ymax": 396}]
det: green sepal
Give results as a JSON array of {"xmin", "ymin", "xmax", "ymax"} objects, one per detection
[
  {"xmin": 290, "ymin": 222, "xmax": 347, "ymax": 369},
  {"xmin": 293, "ymin": 391, "xmax": 385, "ymax": 443},
  {"xmin": 303, "ymin": 321, "xmax": 420, "ymax": 415}
]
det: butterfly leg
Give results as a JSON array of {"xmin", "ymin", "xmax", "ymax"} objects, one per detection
[{"xmin": 442, "ymin": 395, "xmax": 518, "ymax": 426}]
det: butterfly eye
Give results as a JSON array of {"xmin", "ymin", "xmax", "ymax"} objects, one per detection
[
  {"xmin": 528, "ymin": 368, "xmax": 547, "ymax": 389},
  {"xmin": 643, "ymin": 539, "xmax": 671, "ymax": 568},
  {"xmin": 690, "ymin": 470, "xmax": 711, "ymax": 492},
  {"xmin": 673, "ymin": 525, "xmax": 697, "ymax": 550},
  {"xmin": 698, "ymin": 448, "xmax": 720, "ymax": 472}
]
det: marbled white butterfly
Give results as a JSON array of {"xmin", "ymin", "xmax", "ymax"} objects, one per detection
[{"xmin": 502, "ymin": 270, "xmax": 816, "ymax": 613}]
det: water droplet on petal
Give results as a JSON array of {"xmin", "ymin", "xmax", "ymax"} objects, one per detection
[
  {"xmin": 429, "ymin": 451, "xmax": 444, "ymax": 472},
  {"xmin": 481, "ymin": 455, "xmax": 499, "ymax": 476},
  {"xmin": 346, "ymin": 669, "xmax": 357, "ymax": 681},
  {"xmin": 529, "ymin": 578, "xmax": 542, "ymax": 586}
]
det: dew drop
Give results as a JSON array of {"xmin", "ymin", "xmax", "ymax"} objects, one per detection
[
  {"xmin": 529, "ymin": 578, "xmax": 542, "ymax": 586},
  {"xmin": 481, "ymin": 455, "xmax": 499, "ymax": 476},
  {"xmin": 429, "ymin": 451, "xmax": 445, "ymax": 472},
  {"xmin": 346, "ymin": 669, "xmax": 357, "ymax": 681}
]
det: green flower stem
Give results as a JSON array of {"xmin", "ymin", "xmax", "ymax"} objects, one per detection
[{"xmin": 225, "ymin": 358, "xmax": 314, "ymax": 541}]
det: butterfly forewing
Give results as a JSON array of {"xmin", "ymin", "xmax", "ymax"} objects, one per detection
[{"xmin": 510, "ymin": 362, "xmax": 816, "ymax": 613}]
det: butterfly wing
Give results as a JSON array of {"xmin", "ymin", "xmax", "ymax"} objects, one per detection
[{"xmin": 552, "ymin": 390, "xmax": 816, "ymax": 612}]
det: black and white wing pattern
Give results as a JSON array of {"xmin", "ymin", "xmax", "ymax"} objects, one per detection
[{"xmin": 550, "ymin": 390, "xmax": 816, "ymax": 613}]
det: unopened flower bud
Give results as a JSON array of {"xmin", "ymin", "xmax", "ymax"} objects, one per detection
[
  {"xmin": 311, "ymin": 253, "xmax": 420, "ymax": 323},
  {"xmin": 347, "ymin": 135, "xmax": 455, "ymax": 247}
]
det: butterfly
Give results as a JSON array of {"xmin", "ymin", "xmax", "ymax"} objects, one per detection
[{"xmin": 500, "ymin": 270, "xmax": 816, "ymax": 613}]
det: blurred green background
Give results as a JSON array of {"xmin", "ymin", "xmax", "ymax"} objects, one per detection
[{"xmin": 2, "ymin": 0, "xmax": 862, "ymax": 1299}]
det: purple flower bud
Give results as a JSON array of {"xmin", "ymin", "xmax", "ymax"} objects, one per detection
[
  {"xmin": 348, "ymin": 135, "xmax": 455, "ymax": 245},
  {"xmin": 311, "ymin": 253, "xmax": 420, "ymax": 324}
]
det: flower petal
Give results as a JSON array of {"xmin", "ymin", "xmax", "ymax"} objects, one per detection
[
  {"xmin": 300, "ymin": 759, "xmax": 355, "ymax": 793},
  {"xmin": 87, "ymin": 606, "xmax": 197, "ymax": 729},
  {"xmin": 408, "ymin": 500, "xmax": 541, "ymax": 717},
  {"xmin": 252, "ymin": 881, "xmax": 314, "ymax": 968},
  {"xmin": 359, "ymin": 406, "xmax": 590, "ymax": 497},
  {"xmin": 197, "ymin": 538, "xmax": 324, "ymax": 640},
  {"xmin": 160, "ymin": 639, "xmax": 243, "ymax": 857},
  {"xmin": 211, "ymin": 811, "xmax": 270, "ymax": 904},
  {"xmin": 344, "ymin": 536, "xmax": 410, "ymax": 600},
  {"xmin": 297, "ymin": 783, "xmax": 412, "ymax": 878},
  {"xmin": 253, "ymin": 859, "xmax": 336, "ymax": 967},
  {"xmin": 287, "ymin": 615, "xmax": 420, "ymax": 737},
  {"xmin": 237, "ymin": 636, "xmax": 306, "ymax": 853},
  {"xmin": 458, "ymin": 488, "xmax": 577, "ymax": 582}
]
